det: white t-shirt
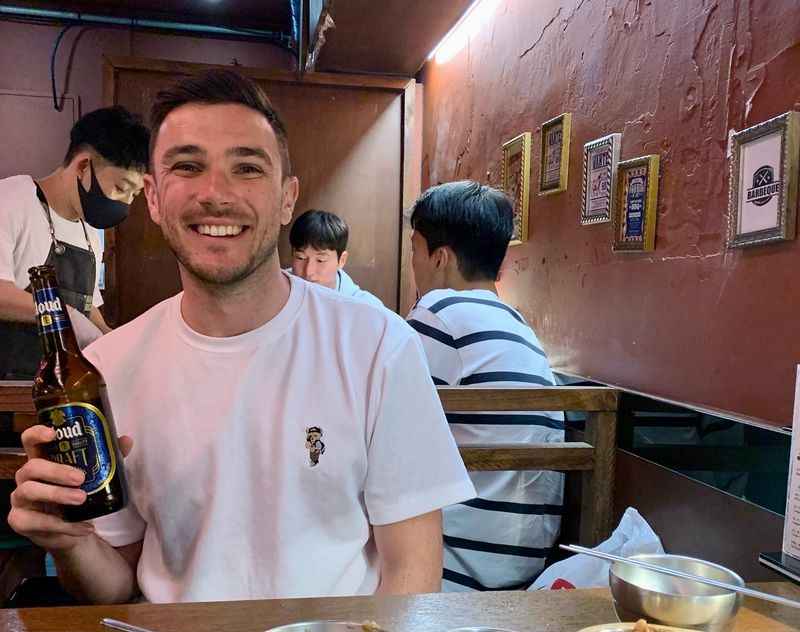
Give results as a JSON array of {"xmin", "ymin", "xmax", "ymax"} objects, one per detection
[
  {"xmin": 0, "ymin": 175, "xmax": 103, "ymax": 307},
  {"xmin": 283, "ymin": 268, "xmax": 384, "ymax": 309},
  {"xmin": 407, "ymin": 288, "xmax": 564, "ymax": 591},
  {"xmin": 336, "ymin": 269, "xmax": 384, "ymax": 309},
  {"xmin": 87, "ymin": 274, "xmax": 475, "ymax": 603}
]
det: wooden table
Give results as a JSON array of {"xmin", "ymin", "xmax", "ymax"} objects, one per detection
[{"xmin": 0, "ymin": 583, "xmax": 798, "ymax": 632}]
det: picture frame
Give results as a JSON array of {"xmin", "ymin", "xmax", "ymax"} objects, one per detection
[
  {"xmin": 612, "ymin": 155, "xmax": 660, "ymax": 252},
  {"xmin": 727, "ymin": 111, "xmax": 799, "ymax": 248},
  {"xmin": 581, "ymin": 133, "xmax": 621, "ymax": 225},
  {"xmin": 539, "ymin": 113, "xmax": 572, "ymax": 195},
  {"xmin": 501, "ymin": 131, "xmax": 532, "ymax": 244}
]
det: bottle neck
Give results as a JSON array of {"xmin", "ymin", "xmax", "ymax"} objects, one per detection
[{"xmin": 31, "ymin": 284, "xmax": 81, "ymax": 356}]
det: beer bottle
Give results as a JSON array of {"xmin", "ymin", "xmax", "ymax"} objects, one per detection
[{"xmin": 28, "ymin": 265, "xmax": 128, "ymax": 522}]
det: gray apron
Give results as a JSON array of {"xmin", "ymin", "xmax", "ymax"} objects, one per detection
[{"xmin": 0, "ymin": 183, "xmax": 96, "ymax": 379}]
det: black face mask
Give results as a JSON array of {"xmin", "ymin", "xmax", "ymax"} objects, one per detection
[{"xmin": 77, "ymin": 160, "xmax": 131, "ymax": 229}]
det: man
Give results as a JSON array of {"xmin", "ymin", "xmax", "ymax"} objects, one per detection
[
  {"xmin": 407, "ymin": 180, "xmax": 564, "ymax": 591},
  {"xmin": 289, "ymin": 209, "xmax": 383, "ymax": 308},
  {"xmin": 9, "ymin": 70, "xmax": 474, "ymax": 604},
  {"xmin": 0, "ymin": 106, "xmax": 149, "ymax": 377}
]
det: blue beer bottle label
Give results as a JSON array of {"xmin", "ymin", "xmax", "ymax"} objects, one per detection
[
  {"xmin": 33, "ymin": 286, "xmax": 70, "ymax": 335},
  {"xmin": 39, "ymin": 403, "xmax": 117, "ymax": 494}
]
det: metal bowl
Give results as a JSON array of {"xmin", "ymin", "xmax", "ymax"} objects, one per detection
[
  {"xmin": 609, "ymin": 554, "xmax": 744, "ymax": 632},
  {"xmin": 264, "ymin": 623, "xmax": 380, "ymax": 632}
]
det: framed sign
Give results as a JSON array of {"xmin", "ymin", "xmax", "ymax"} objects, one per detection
[
  {"xmin": 728, "ymin": 111, "xmax": 799, "ymax": 248},
  {"xmin": 613, "ymin": 155, "xmax": 660, "ymax": 252},
  {"xmin": 581, "ymin": 133, "xmax": 621, "ymax": 225},
  {"xmin": 539, "ymin": 113, "xmax": 572, "ymax": 195},
  {"xmin": 501, "ymin": 131, "xmax": 532, "ymax": 245}
]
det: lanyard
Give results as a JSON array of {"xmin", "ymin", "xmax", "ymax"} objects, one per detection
[{"xmin": 34, "ymin": 181, "xmax": 94, "ymax": 257}]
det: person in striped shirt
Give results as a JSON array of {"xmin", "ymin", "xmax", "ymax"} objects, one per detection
[{"xmin": 407, "ymin": 180, "xmax": 565, "ymax": 591}]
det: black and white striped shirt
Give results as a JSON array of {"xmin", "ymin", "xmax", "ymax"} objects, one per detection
[{"xmin": 408, "ymin": 288, "xmax": 564, "ymax": 591}]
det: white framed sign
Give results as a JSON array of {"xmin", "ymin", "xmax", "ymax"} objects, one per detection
[{"xmin": 728, "ymin": 111, "xmax": 799, "ymax": 248}]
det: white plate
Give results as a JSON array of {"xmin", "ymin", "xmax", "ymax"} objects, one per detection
[
  {"xmin": 578, "ymin": 624, "xmax": 697, "ymax": 632},
  {"xmin": 264, "ymin": 623, "xmax": 381, "ymax": 632}
]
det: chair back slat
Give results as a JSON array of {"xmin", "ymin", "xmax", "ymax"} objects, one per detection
[
  {"xmin": 438, "ymin": 386, "xmax": 618, "ymax": 412},
  {"xmin": 459, "ymin": 442, "xmax": 593, "ymax": 472},
  {"xmin": 0, "ymin": 382, "xmax": 34, "ymax": 414}
]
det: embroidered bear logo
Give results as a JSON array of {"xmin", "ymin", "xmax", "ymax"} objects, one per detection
[{"xmin": 305, "ymin": 426, "xmax": 326, "ymax": 467}]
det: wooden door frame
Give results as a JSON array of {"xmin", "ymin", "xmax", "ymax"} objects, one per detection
[{"xmin": 102, "ymin": 55, "xmax": 419, "ymax": 321}]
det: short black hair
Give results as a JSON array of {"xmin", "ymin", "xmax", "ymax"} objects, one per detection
[
  {"xmin": 63, "ymin": 106, "xmax": 149, "ymax": 171},
  {"xmin": 289, "ymin": 210, "xmax": 349, "ymax": 257},
  {"xmin": 410, "ymin": 180, "xmax": 513, "ymax": 281},
  {"xmin": 150, "ymin": 69, "xmax": 292, "ymax": 176}
]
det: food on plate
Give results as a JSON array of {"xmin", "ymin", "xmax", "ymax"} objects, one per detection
[{"xmin": 632, "ymin": 621, "xmax": 650, "ymax": 632}]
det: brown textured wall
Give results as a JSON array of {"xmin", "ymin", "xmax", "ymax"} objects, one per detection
[{"xmin": 420, "ymin": 0, "xmax": 800, "ymax": 427}]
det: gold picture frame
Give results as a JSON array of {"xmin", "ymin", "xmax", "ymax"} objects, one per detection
[
  {"xmin": 727, "ymin": 111, "xmax": 799, "ymax": 248},
  {"xmin": 539, "ymin": 113, "xmax": 572, "ymax": 195},
  {"xmin": 581, "ymin": 133, "xmax": 621, "ymax": 225},
  {"xmin": 613, "ymin": 155, "xmax": 660, "ymax": 252},
  {"xmin": 501, "ymin": 132, "xmax": 532, "ymax": 245}
]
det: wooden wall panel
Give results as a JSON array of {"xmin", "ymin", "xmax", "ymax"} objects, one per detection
[
  {"xmin": 270, "ymin": 82, "xmax": 401, "ymax": 309},
  {"xmin": 614, "ymin": 451, "xmax": 785, "ymax": 582}
]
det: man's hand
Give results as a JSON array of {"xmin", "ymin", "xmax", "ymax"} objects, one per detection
[{"xmin": 8, "ymin": 426, "xmax": 133, "ymax": 552}]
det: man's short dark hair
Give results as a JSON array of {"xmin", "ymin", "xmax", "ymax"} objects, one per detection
[
  {"xmin": 410, "ymin": 180, "xmax": 513, "ymax": 281},
  {"xmin": 63, "ymin": 106, "xmax": 149, "ymax": 171},
  {"xmin": 150, "ymin": 69, "xmax": 292, "ymax": 176},
  {"xmin": 289, "ymin": 210, "xmax": 349, "ymax": 258}
]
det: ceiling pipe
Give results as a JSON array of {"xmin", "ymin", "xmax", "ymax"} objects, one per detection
[
  {"xmin": 0, "ymin": 4, "xmax": 293, "ymax": 48},
  {"xmin": 288, "ymin": 0, "xmax": 300, "ymax": 48}
]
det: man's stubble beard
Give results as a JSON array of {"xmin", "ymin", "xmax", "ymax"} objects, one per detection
[{"xmin": 161, "ymin": 214, "xmax": 280, "ymax": 289}]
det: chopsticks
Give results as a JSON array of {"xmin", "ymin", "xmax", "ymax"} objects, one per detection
[
  {"xmin": 560, "ymin": 544, "xmax": 800, "ymax": 610},
  {"xmin": 101, "ymin": 618, "xmax": 158, "ymax": 632}
]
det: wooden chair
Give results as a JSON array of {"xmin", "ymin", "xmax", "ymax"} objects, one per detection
[
  {"xmin": 0, "ymin": 381, "xmax": 33, "ymax": 479},
  {"xmin": 1, "ymin": 382, "xmax": 620, "ymax": 544},
  {"xmin": 0, "ymin": 380, "xmax": 42, "ymax": 605},
  {"xmin": 0, "ymin": 381, "xmax": 618, "ymax": 600},
  {"xmin": 437, "ymin": 386, "xmax": 619, "ymax": 547}
]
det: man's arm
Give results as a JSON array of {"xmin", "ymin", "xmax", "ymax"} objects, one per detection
[
  {"xmin": 0, "ymin": 279, "xmax": 35, "ymax": 323},
  {"xmin": 89, "ymin": 306, "xmax": 112, "ymax": 333},
  {"xmin": 52, "ymin": 537, "xmax": 141, "ymax": 604},
  {"xmin": 373, "ymin": 510, "xmax": 443, "ymax": 594}
]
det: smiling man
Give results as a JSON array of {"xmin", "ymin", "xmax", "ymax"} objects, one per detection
[{"xmin": 9, "ymin": 69, "xmax": 474, "ymax": 604}]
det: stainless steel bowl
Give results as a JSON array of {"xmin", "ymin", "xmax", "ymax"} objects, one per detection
[
  {"xmin": 264, "ymin": 623, "xmax": 378, "ymax": 632},
  {"xmin": 609, "ymin": 554, "xmax": 744, "ymax": 632}
]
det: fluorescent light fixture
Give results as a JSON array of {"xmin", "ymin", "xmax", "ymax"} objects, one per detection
[{"xmin": 427, "ymin": 0, "xmax": 500, "ymax": 65}]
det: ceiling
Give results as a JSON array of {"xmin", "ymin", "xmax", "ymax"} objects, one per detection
[
  {"xmin": 3, "ymin": 0, "xmax": 475, "ymax": 75},
  {"xmin": 316, "ymin": 0, "xmax": 475, "ymax": 75}
]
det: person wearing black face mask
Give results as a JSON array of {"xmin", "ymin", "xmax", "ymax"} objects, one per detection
[{"xmin": 0, "ymin": 106, "xmax": 149, "ymax": 379}]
